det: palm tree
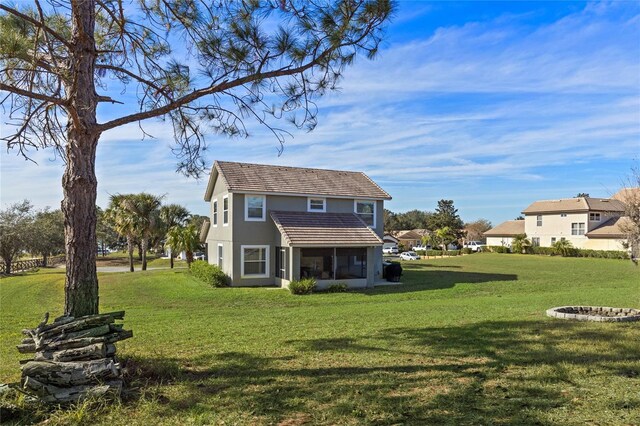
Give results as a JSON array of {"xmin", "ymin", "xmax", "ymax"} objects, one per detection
[
  {"xmin": 128, "ymin": 193, "xmax": 163, "ymax": 271},
  {"xmin": 105, "ymin": 194, "xmax": 138, "ymax": 272},
  {"xmin": 158, "ymin": 204, "xmax": 190, "ymax": 266},
  {"xmin": 435, "ymin": 226, "xmax": 456, "ymax": 257},
  {"xmin": 165, "ymin": 224, "xmax": 201, "ymax": 269},
  {"xmin": 512, "ymin": 234, "xmax": 531, "ymax": 254},
  {"xmin": 552, "ymin": 239, "xmax": 574, "ymax": 257}
]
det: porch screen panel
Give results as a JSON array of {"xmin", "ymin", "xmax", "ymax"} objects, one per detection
[
  {"xmin": 275, "ymin": 247, "xmax": 288, "ymax": 279},
  {"xmin": 336, "ymin": 248, "xmax": 367, "ymax": 279},
  {"xmin": 300, "ymin": 248, "xmax": 333, "ymax": 280}
]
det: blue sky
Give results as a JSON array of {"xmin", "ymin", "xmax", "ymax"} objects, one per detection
[{"xmin": 1, "ymin": 1, "xmax": 639, "ymax": 227}]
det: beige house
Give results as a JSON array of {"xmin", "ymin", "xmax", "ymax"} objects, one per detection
[
  {"xmin": 484, "ymin": 220, "xmax": 525, "ymax": 248},
  {"xmin": 201, "ymin": 161, "xmax": 391, "ymax": 288},
  {"xmin": 486, "ymin": 191, "xmax": 634, "ymax": 251}
]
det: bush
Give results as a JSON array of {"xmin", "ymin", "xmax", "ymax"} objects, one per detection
[
  {"xmin": 461, "ymin": 248, "xmax": 473, "ymax": 255},
  {"xmin": 529, "ymin": 246, "xmax": 628, "ymax": 259},
  {"xmin": 444, "ymin": 250, "xmax": 460, "ymax": 256},
  {"xmin": 486, "ymin": 246, "xmax": 510, "ymax": 253},
  {"xmin": 426, "ymin": 250, "xmax": 441, "ymax": 256},
  {"xmin": 531, "ymin": 246, "xmax": 556, "ymax": 256},
  {"xmin": 289, "ymin": 278, "xmax": 317, "ymax": 295},
  {"xmin": 190, "ymin": 260, "xmax": 228, "ymax": 287},
  {"xmin": 415, "ymin": 250, "xmax": 426, "ymax": 256},
  {"xmin": 326, "ymin": 282, "xmax": 348, "ymax": 293}
]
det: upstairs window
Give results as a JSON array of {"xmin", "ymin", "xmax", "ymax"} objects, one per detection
[
  {"xmin": 212, "ymin": 200, "xmax": 218, "ymax": 226},
  {"xmin": 245, "ymin": 195, "xmax": 266, "ymax": 221},
  {"xmin": 307, "ymin": 197, "xmax": 326, "ymax": 212},
  {"xmin": 355, "ymin": 200, "xmax": 375, "ymax": 227},
  {"xmin": 589, "ymin": 212, "xmax": 601, "ymax": 222},
  {"xmin": 536, "ymin": 215, "xmax": 542, "ymax": 227},
  {"xmin": 223, "ymin": 196, "xmax": 229, "ymax": 225},
  {"xmin": 571, "ymin": 223, "xmax": 585, "ymax": 235}
]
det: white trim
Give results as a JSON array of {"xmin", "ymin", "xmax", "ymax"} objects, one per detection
[
  {"xmin": 232, "ymin": 190, "xmax": 390, "ymax": 201},
  {"xmin": 212, "ymin": 199, "xmax": 218, "ymax": 227},
  {"xmin": 217, "ymin": 243, "xmax": 223, "ymax": 268},
  {"xmin": 222, "ymin": 195, "xmax": 229, "ymax": 226},
  {"xmin": 307, "ymin": 197, "xmax": 326, "ymax": 212},
  {"xmin": 354, "ymin": 199, "xmax": 376, "ymax": 228},
  {"xmin": 241, "ymin": 245, "xmax": 269, "ymax": 278},
  {"xmin": 244, "ymin": 194, "xmax": 266, "ymax": 222}
]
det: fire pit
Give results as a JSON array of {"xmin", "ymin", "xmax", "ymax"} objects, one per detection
[{"xmin": 546, "ymin": 306, "xmax": 640, "ymax": 322}]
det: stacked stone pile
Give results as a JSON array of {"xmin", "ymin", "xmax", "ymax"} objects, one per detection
[{"xmin": 17, "ymin": 311, "xmax": 132, "ymax": 403}]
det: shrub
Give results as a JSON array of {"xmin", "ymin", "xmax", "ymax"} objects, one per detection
[
  {"xmin": 486, "ymin": 246, "xmax": 510, "ymax": 253},
  {"xmin": 444, "ymin": 250, "xmax": 460, "ymax": 256},
  {"xmin": 326, "ymin": 282, "xmax": 348, "ymax": 293},
  {"xmin": 552, "ymin": 239, "xmax": 574, "ymax": 257},
  {"xmin": 190, "ymin": 260, "xmax": 228, "ymax": 287},
  {"xmin": 426, "ymin": 250, "xmax": 441, "ymax": 257},
  {"xmin": 461, "ymin": 248, "xmax": 473, "ymax": 255},
  {"xmin": 531, "ymin": 246, "xmax": 555, "ymax": 256},
  {"xmin": 289, "ymin": 278, "xmax": 317, "ymax": 295}
]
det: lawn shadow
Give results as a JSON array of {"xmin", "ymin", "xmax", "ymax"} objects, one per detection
[
  {"xmin": 113, "ymin": 319, "xmax": 637, "ymax": 425},
  {"xmin": 363, "ymin": 269, "xmax": 518, "ymax": 295}
]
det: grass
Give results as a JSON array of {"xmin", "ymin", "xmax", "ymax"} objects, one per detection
[{"xmin": 1, "ymin": 254, "xmax": 639, "ymax": 425}]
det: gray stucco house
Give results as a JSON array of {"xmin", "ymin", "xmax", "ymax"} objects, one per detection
[{"xmin": 201, "ymin": 161, "xmax": 392, "ymax": 288}]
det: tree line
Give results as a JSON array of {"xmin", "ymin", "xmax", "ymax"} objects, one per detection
[
  {"xmin": 384, "ymin": 199, "xmax": 492, "ymax": 243},
  {"xmin": 0, "ymin": 194, "xmax": 205, "ymax": 275}
]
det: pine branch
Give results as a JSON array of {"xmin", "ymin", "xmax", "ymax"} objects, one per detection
[
  {"xmin": 0, "ymin": 4, "xmax": 71, "ymax": 49},
  {"xmin": 0, "ymin": 83, "xmax": 66, "ymax": 106}
]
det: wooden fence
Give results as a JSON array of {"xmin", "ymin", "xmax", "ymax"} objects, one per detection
[{"xmin": 0, "ymin": 255, "xmax": 65, "ymax": 274}]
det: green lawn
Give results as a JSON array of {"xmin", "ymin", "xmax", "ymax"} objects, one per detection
[{"xmin": 1, "ymin": 254, "xmax": 639, "ymax": 425}]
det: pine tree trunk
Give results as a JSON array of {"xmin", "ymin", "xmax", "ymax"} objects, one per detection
[
  {"xmin": 5, "ymin": 255, "xmax": 12, "ymax": 275},
  {"xmin": 170, "ymin": 254, "xmax": 174, "ymax": 269},
  {"xmin": 127, "ymin": 236, "xmax": 134, "ymax": 272},
  {"xmin": 63, "ymin": 0, "xmax": 100, "ymax": 318},
  {"xmin": 43, "ymin": 254, "xmax": 48, "ymax": 268},
  {"xmin": 141, "ymin": 238, "xmax": 148, "ymax": 271}
]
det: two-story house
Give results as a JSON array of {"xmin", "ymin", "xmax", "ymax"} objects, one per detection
[
  {"xmin": 485, "ymin": 194, "xmax": 629, "ymax": 250},
  {"xmin": 201, "ymin": 161, "xmax": 391, "ymax": 288}
]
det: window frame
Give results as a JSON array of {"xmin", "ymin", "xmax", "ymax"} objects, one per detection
[
  {"xmin": 241, "ymin": 245, "xmax": 269, "ymax": 278},
  {"xmin": 223, "ymin": 195, "xmax": 229, "ymax": 226},
  {"xmin": 354, "ymin": 199, "xmax": 376, "ymax": 228},
  {"xmin": 244, "ymin": 194, "xmax": 266, "ymax": 222},
  {"xmin": 536, "ymin": 215, "xmax": 542, "ymax": 227},
  {"xmin": 212, "ymin": 199, "xmax": 218, "ymax": 226},
  {"xmin": 571, "ymin": 222, "xmax": 585, "ymax": 236},
  {"xmin": 275, "ymin": 247, "xmax": 288, "ymax": 279},
  {"xmin": 217, "ymin": 243, "xmax": 223, "ymax": 267},
  {"xmin": 589, "ymin": 212, "xmax": 601, "ymax": 222},
  {"xmin": 307, "ymin": 197, "xmax": 326, "ymax": 213}
]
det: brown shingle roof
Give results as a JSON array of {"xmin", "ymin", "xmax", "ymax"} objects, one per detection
[
  {"xmin": 484, "ymin": 220, "xmax": 525, "ymax": 237},
  {"xmin": 205, "ymin": 161, "xmax": 391, "ymax": 201},
  {"xmin": 271, "ymin": 211, "xmax": 383, "ymax": 247},
  {"xmin": 395, "ymin": 230, "xmax": 422, "ymax": 240},
  {"xmin": 585, "ymin": 216, "xmax": 630, "ymax": 239},
  {"xmin": 522, "ymin": 197, "xmax": 625, "ymax": 214}
]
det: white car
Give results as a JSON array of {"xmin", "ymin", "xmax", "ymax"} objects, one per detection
[
  {"xmin": 411, "ymin": 245, "xmax": 431, "ymax": 251},
  {"xmin": 463, "ymin": 241, "xmax": 485, "ymax": 252},
  {"xmin": 399, "ymin": 251, "xmax": 420, "ymax": 260},
  {"xmin": 383, "ymin": 246, "xmax": 399, "ymax": 254}
]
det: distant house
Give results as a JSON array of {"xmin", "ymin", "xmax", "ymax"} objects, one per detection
[
  {"xmin": 484, "ymin": 220, "xmax": 525, "ymax": 248},
  {"xmin": 382, "ymin": 234, "xmax": 399, "ymax": 249},
  {"xmin": 393, "ymin": 230, "xmax": 423, "ymax": 249},
  {"xmin": 201, "ymin": 161, "xmax": 392, "ymax": 288},
  {"xmin": 486, "ymin": 191, "xmax": 634, "ymax": 251}
]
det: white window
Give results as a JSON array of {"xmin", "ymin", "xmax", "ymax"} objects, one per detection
[
  {"xmin": 551, "ymin": 237, "xmax": 556, "ymax": 245},
  {"xmin": 212, "ymin": 200, "xmax": 218, "ymax": 226},
  {"xmin": 245, "ymin": 195, "xmax": 266, "ymax": 221},
  {"xmin": 307, "ymin": 197, "xmax": 326, "ymax": 212},
  {"xmin": 571, "ymin": 223, "xmax": 585, "ymax": 236},
  {"xmin": 241, "ymin": 245, "xmax": 269, "ymax": 278},
  {"xmin": 217, "ymin": 244, "xmax": 223, "ymax": 267},
  {"xmin": 589, "ymin": 212, "xmax": 601, "ymax": 222},
  {"xmin": 536, "ymin": 215, "xmax": 542, "ymax": 227},
  {"xmin": 223, "ymin": 195, "xmax": 229, "ymax": 225},
  {"xmin": 531, "ymin": 237, "xmax": 540, "ymax": 247},
  {"xmin": 355, "ymin": 200, "xmax": 375, "ymax": 227}
]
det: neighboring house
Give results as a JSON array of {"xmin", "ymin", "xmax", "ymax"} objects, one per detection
[
  {"xmin": 202, "ymin": 161, "xmax": 391, "ymax": 288},
  {"xmin": 484, "ymin": 220, "xmax": 525, "ymax": 248},
  {"xmin": 382, "ymin": 234, "xmax": 399, "ymax": 249},
  {"xmin": 486, "ymin": 192, "xmax": 635, "ymax": 251},
  {"xmin": 393, "ymin": 230, "xmax": 423, "ymax": 249}
]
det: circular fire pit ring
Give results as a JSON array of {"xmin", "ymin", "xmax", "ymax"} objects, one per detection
[{"xmin": 547, "ymin": 306, "xmax": 640, "ymax": 322}]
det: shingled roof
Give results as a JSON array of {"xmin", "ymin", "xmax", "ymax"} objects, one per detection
[
  {"xmin": 585, "ymin": 216, "xmax": 630, "ymax": 239},
  {"xmin": 270, "ymin": 211, "xmax": 383, "ymax": 247},
  {"xmin": 204, "ymin": 161, "xmax": 391, "ymax": 201},
  {"xmin": 484, "ymin": 220, "xmax": 525, "ymax": 237},
  {"xmin": 522, "ymin": 197, "xmax": 625, "ymax": 214}
]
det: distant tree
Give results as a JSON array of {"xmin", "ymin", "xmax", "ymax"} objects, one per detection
[
  {"xmin": 189, "ymin": 214, "xmax": 209, "ymax": 232},
  {"xmin": 514, "ymin": 216, "xmax": 524, "ymax": 221},
  {"xmin": 28, "ymin": 209, "xmax": 65, "ymax": 266},
  {"xmin": 434, "ymin": 227, "xmax": 456, "ymax": 256},
  {"xmin": 0, "ymin": 0, "xmax": 394, "ymax": 317},
  {"xmin": 512, "ymin": 234, "xmax": 531, "ymax": 254},
  {"xmin": 383, "ymin": 209, "xmax": 400, "ymax": 232},
  {"xmin": 106, "ymin": 195, "xmax": 139, "ymax": 273},
  {"xmin": 430, "ymin": 200, "xmax": 464, "ymax": 234},
  {"xmin": 96, "ymin": 207, "xmax": 121, "ymax": 256},
  {"xmin": 464, "ymin": 219, "xmax": 492, "ymax": 242},
  {"xmin": 165, "ymin": 224, "xmax": 201, "ymax": 268},
  {"xmin": 618, "ymin": 167, "xmax": 640, "ymax": 264},
  {"xmin": 0, "ymin": 200, "xmax": 34, "ymax": 274},
  {"xmin": 575, "ymin": 193, "xmax": 590, "ymax": 198}
]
